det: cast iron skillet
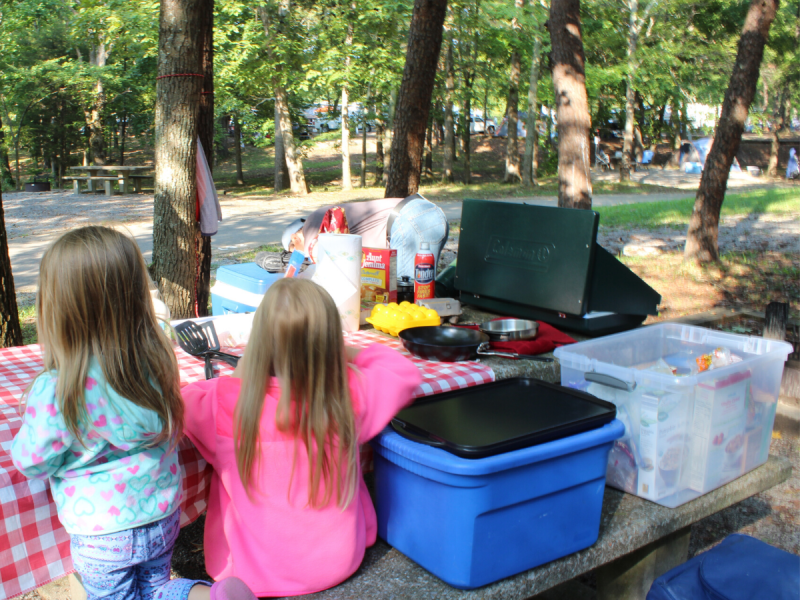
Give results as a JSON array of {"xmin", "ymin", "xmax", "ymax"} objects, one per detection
[{"xmin": 399, "ymin": 326, "xmax": 553, "ymax": 363}]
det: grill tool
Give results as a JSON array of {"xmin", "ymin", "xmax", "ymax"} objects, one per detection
[{"xmin": 173, "ymin": 321, "xmax": 240, "ymax": 379}]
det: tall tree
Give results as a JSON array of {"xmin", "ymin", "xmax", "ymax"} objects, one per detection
[
  {"xmin": 504, "ymin": 0, "xmax": 524, "ymax": 183},
  {"xmin": 684, "ymin": 0, "xmax": 780, "ymax": 262},
  {"xmin": 549, "ymin": 0, "xmax": 592, "ymax": 209},
  {"xmin": 385, "ymin": 0, "xmax": 448, "ymax": 198},
  {"xmin": 152, "ymin": 0, "xmax": 204, "ymax": 319},
  {"xmin": 257, "ymin": 1, "xmax": 308, "ymax": 195},
  {"xmin": 341, "ymin": 3, "xmax": 354, "ymax": 191},
  {"xmin": 523, "ymin": 37, "xmax": 542, "ymax": 186},
  {"xmin": 361, "ymin": 86, "xmax": 372, "ymax": 187},
  {"xmin": 619, "ymin": 0, "xmax": 640, "ymax": 181},
  {"xmin": 196, "ymin": 0, "xmax": 214, "ymax": 317},
  {"xmin": 0, "ymin": 186, "xmax": 21, "ymax": 347},
  {"xmin": 274, "ymin": 104, "xmax": 288, "ymax": 190},
  {"xmin": 84, "ymin": 41, "xmax": 108, "ymax": 165},
  {"xmin": 442, "ymin": 32, "xmax": 456, "ymax": 183}
]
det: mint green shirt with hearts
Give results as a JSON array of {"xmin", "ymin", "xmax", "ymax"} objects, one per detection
[{"xmin": 10, "ymin": 360, "xmax": 182, "ymax": 536}]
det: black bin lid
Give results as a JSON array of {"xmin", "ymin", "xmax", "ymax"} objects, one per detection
[{"xmin": 391, "ymin": 378, "xmax": 616, "ymax": 459}]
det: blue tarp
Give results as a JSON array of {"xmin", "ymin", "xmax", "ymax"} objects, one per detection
[{"xmin": 788, "ymin": 148, "xmax": 799, "ymax": 179}]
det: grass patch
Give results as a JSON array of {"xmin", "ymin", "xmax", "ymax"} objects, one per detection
[
  {"xmin": 19, "ymin": 303, "xmax": 37, "ymax": 345},
  {"xmin": 596, "ymin": 187, "xmax": 800, "ymax": 230}
]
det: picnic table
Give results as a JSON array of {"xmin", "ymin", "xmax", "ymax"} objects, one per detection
[
  {"xmin": 0, "ymin": 330, "xmax": 493, "ymax": 600},
  {"xmin": 66, "ymin": 166, "xmax": 152, "ymax": 196},
  {"xmin": 1, "ymin": 320, "xmax": 792, "ymax": 600}
]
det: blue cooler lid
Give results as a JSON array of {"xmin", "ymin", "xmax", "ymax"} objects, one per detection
[
  {"xmin": 699, "ymin": 534, "xmax": 800, "ymax": 600},
  {"xmin": 216, "ymin": 263, "xmax": 283, "ymax": 295}
]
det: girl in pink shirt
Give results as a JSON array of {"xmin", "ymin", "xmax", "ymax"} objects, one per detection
[{"xmin": 181, "ymin": 278, "xmax": 421, "ymax": 597}]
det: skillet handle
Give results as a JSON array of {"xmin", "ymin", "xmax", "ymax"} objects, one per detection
[{"xmin": 476, "ymin": 344, "xmax": 554, "ymax": 363}]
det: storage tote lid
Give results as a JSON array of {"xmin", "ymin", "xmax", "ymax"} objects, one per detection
[
  {"xmin": 391, "ymin": 378, "xmax": 616, "ymax": 458},
  {"xmin": 216, "ymin": 263, "xmax": 283, "ymax": 295},
  {"xmin": 699, "ymin": 534, "xmax": 800, "ymax": 600}
]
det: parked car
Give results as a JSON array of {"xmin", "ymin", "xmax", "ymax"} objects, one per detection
[
  {"xmin": 312, "ymin": 114, "xmax": 340, "ymax": 133},
  {"xmin": 469, "ymin": 116, "xmax": 496, "ymax": 135}
]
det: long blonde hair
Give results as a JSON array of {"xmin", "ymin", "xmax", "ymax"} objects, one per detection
[
  {"xmin": 234, "ymin": 278, "xmax": 358, "ymax": 509},
  {"xmin": 34, "ymin": 226, "xmax": 183, "ymax": 448}
]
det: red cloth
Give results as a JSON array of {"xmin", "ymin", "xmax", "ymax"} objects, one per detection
[
  {"xmin": 456, "ymin": 318, "xmax": 576, "ymax": 355},
  {"xmin": 308, "ymin": 206, "xmax": 350, "ymax": 263}
]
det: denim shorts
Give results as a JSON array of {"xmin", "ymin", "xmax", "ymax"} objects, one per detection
[{"xmin": 70, "ymin": 510, "xmax": 207, "ymax": 600}]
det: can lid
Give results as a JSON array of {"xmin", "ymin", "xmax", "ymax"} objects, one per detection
[{"xmin": 419, "ymin": 242, "xmax": 430, "ymax": 251}]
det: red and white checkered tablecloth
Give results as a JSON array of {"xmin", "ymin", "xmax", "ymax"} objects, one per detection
[
  {"xmin": 342, "ymin": 330, "xmax": 495, "ymax": 397},
  {"xmin": 0, "ymin": 335, "xmax": 493, "ymax": 599}
]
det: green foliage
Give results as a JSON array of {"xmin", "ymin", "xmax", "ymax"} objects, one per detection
[{"xmin": 1, "ymin": 0, "xmax": 795, "ymax": 191}]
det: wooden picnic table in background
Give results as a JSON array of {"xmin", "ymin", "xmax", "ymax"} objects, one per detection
[{"xmin": 67, "ymin": 165, "xmax": 152, "ymax": 195}]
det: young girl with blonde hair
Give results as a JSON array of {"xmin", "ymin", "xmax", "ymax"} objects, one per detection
[
  {"xmin": 181, "ymin": 277, "xmax": 421, "ymax": 597},
  {"xmin": 11, "ymin": 226, "xmax": 257, "ymax": 600}
]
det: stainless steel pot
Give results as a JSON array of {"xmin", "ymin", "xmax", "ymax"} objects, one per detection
[{"xmin": 479, "ymin": 319, "xmax": 539, "ymax": 342}]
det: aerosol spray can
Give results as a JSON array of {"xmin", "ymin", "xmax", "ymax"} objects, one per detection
[{"xmin": 414, "ymin": 242, "xmax": 435, "ymax": 301}]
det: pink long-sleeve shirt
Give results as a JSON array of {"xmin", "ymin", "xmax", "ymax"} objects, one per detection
[{"xmin": 181, "ymin": 344, "xmax": 421, "ymax": 597}]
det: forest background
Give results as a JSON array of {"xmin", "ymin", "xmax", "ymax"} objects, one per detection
[{"xmin": 1, "ymin": 0, "xmax": 799, "ymax": 196}]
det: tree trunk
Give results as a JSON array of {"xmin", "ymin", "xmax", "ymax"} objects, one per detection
[
  {"xmin": 361, "ymin": 90, "xmax": 371, "ymax": 187},
  {"xmin": 197, "ymin": 0, "xmax": 215, "ymax": 317},
  {"xmin": 442, "ymin": 34, "xmax": 455, "ymax": 183},
  {"xmin": 549, "ymin": 0, "xmax": 593, "ymax": 209},
  {"xmin": 375, "ymin": 111, "xmax": 385, "ymax": 184},
  {"xmin": 0, "ymin": 187, "xmax": 21, "ymax": 347},
  {"xmin": 341, "ymin": 86, "xmax": 352, "ymax": 190},
  {"xmin": 462, "ymin": 92, "xmax": 472, "ymax": 184},
  {"xmin": 85, "ymin": 43, "xmax": 108, "ymax": 165},
  {"xmin": 385, "ymin": 0, "xmax": 448, "ymax": 198},
  {"xmin": 119, "ymin": 111, "xmax": 127, "ymax": 165},
  {"xmin": 767, "ymin": 93, "xmax": 788, "ymax": 178},
  {"xmin": 0, "ymin": 115, "xmax": 12, "ymax": 191},
  {"xmin": 152, "ymin": 0, "xmax": 204, "ymax": 319},
  {"xmin": 482, "ymin": 84, "xmax": 490, "ymax": 137},
  {"xmin": 671, "ymin": 103, "xmax": 682, "ymax": 165},
  {"xmin": 425, "ymin": 120, "xmax": 434, "ymax": 178},
  {"xmin": 384, "ymin": 87, "xmax": 398, "ymax": 183},
  {"xmin": 620, "ymin": 0, "xmax": 640, "ymax": 182},
  {"xmin": 523, "ymin": 38, "xmax": 542, "ymax": 186},
  {"xmin": 233, "ymin": 115, "xmax": 244, "ymax": 184},
  {"xmin": 258, "ymin": 3, "xmax": 308, "ymax": 195},
  {"xmin": 274, "ymin": 104, "xmax": 288, "ymax": 191},
  {"xmin": 504, "ymin": 50, "xmax": 522, "ymax": 182},
  {"xmin": 342, "ymin": 9, "xmax": 354, "ymax": 191},
  {"xmin": 684, "ymin": 0, "xmax": 779, "ymax": 263}
]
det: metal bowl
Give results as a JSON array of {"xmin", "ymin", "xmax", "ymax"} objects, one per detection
[{"xmin": 479, "ymin": 319, "xmax": 539, "ymax": 342}]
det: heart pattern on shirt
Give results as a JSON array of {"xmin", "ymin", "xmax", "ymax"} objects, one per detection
[{"xmin": 73, "ymin": 497, "xmax": 96, "ymax": 516}]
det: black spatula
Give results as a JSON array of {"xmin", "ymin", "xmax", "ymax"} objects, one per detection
[{"xmin": 173, "ymin": 321, "xmax": 240, "ymax": 379}]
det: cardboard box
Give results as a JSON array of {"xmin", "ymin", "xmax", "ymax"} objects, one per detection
[
  {"xmin": 361, "ymin": 247, "xmax": 397, "ymax": 304},
  {"xmin": 637, "ymin": 389, "xmax": 691, "ymax": 501},
  {"xmin": 688, "ymin": 369, "xmax": 750, "ymax": 493}
]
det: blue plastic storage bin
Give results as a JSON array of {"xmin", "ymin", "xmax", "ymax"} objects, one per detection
[
  {"xmin": 210, "ymin": 263, "xmax": 282, "ymax": 316},
  {"xmin": 647, "ymin": 534, "xmax": 800, "ymax": 600},
  {"xmin": 372, "ymin": 419, "xmax": 625, "ymax": 589}
]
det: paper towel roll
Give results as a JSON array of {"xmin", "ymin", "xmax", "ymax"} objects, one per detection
[{"xmin": 311, "ymin": 233, "xmax": 362, "ymax": 332}]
